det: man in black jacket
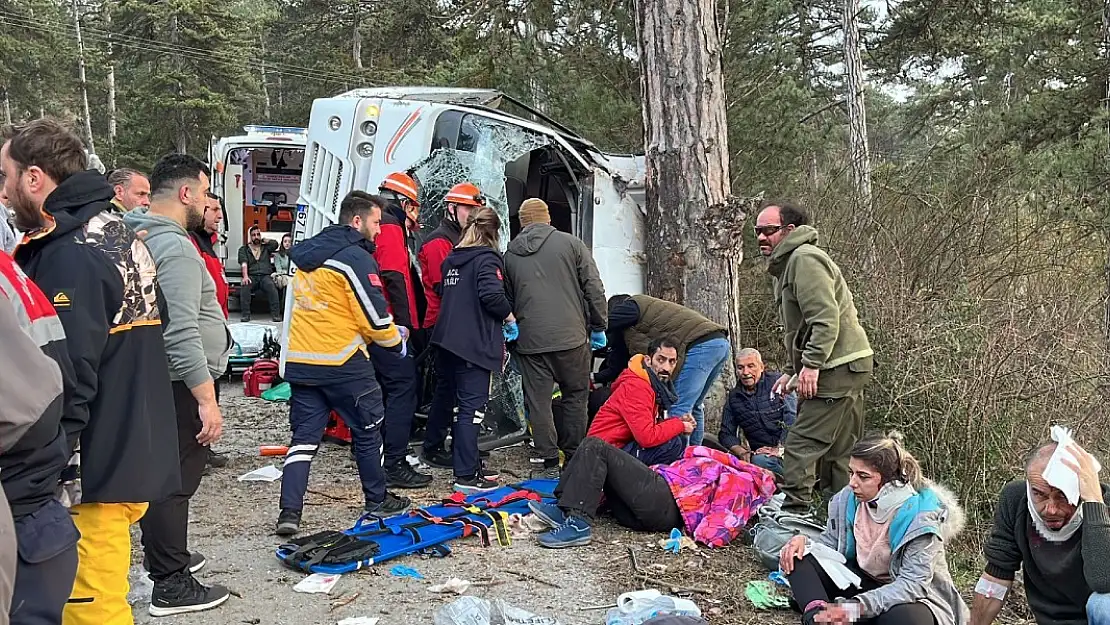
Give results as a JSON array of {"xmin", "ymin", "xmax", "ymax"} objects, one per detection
[
  {"xmin": 0, "ymin": 249, "xmax": 80, "ymax": 625},
  {"xmin": 3, "ymin": 118, "xmax": 180, "ymax": 625},
  {"xmin": 504, "ymin": 198, "xmax": 607, "ymax": 475},
  {"xmin": 713, "ymin": 348, "xmax": 796, "ymax": 477}
]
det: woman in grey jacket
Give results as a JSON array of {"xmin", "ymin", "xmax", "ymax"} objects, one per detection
[{"xmin": 779, "ymin": 433, "xmax": 969, "ymax": 625}]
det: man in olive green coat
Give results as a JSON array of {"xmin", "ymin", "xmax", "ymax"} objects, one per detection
[{"xmin": 757, "ymin": 200, "xmax": 873, "ymax": 513}]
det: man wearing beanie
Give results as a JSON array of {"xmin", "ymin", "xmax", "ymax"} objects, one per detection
[{"xmin": 505, "ymin": 198, "xmax": 607, "ymax": 476}]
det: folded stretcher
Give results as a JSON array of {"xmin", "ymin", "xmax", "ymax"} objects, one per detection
[{"xmin": 275, "ymin": 479, "xmax": 558, "ymax": 574}]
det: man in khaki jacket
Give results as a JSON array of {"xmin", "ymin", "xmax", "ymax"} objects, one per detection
[{"xmin": 757, "ymin": 200, "xmax": 873, "ymax": 513}]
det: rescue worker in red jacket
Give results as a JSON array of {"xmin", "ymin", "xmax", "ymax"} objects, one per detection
[
  {"xmin": 418, "ymin": 182, "xmax": 483, "ymax": 329},
  {"xmin": 371, "ymin": 172, "xmax": 432, "ymax": 488},
  {"xmin": 587, "ymin": 336, "xmax": 694, "ymax": 466}
]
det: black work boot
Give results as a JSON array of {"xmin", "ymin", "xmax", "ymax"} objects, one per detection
[
  {"xmin": 385, "ymin": 462, "xmax": 433, "ymax": 489},
  {"xmin": 365, "ymin": 492, "xmax": 410, "ymax": 518},
  {"xmin": 148, "ymin": 570, "xmax": 230, "ymax": 617},
  {"xmin": 275, "ymin": 508, "xmax": 302, "ymax": 537}
]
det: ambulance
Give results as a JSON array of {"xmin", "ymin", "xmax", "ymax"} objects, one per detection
[{"xmin": 207, "ymin": 124, "xmax": 308, "ymax": 311}]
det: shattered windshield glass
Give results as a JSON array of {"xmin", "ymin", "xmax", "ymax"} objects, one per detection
[
  {"xmin": 411, "ymin": 117, "xmax": 552, "ymax": 435},
  {"xmin": 412, "ymin": 117, "xmax": 551, "ymax": 251}
]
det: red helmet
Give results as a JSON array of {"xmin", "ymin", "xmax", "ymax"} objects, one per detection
[
  {"xmin": 444, "ymin": 182, "xmax": 485, "ymax": 207},
  {"xmin": 379, "ymin": 172, "xmax": 420, "ymax": 205}
]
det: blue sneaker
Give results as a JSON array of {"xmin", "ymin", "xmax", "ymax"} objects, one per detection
[
  {"xmin": 527, "ymin": 501, "xmax": 566, "ymax": 528},
  {"xmin": 537, "ymin": 515, "xmax": 592, "ymax": 549}
]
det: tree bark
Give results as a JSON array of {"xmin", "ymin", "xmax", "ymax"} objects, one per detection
[
  {"xmin": 2, "ymin": 89, "xmax": 10, "ymax": 126},
  {"xmin": 260, "ymin": 36, "xmax": 272, "ymax": 121},
  {"xmin": 1102, "ymin": 0, "xmax": 1110, "ymax": 348},
  {"xmin": 170, "ymin": 14, "xmax": 187, "ymax": 153},
  {"xmin": 636, "ymin": 0, "xmax": 745, "ymax": 350},
  {"xmin": 843, "ymin": 0, "xmax": 874, "ymax": 261},
  {"xmin": 72, "ymin": 0, "xmax": 96, "ymax": 155},
  {"xmin": 106, "ymin": 3, "xmax": 117, "ymax": 160},
  {"xmin": 352, "ymin": 11, "xmax": 363, "ymax": 69}
]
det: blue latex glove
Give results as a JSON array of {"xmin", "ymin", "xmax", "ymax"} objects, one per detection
[
  {"xmin": 663, "ymin": 527, "xmax": 683, "ymax": 553},
  {"xmin": 503, "ymin": 321, "xmax": 519, "ymax": 342},
  {"xmin": 590, "ymin": 330, "xmax": 607, "ymax": 350}
]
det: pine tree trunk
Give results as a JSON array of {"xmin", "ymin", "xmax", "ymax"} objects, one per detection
[
  {"xmin": 260, "ymin": 36, "xmax": 272, "ymax": 121},
  {"xmin": 1102, "ymin": 0, "xmax": 1110, "ymax": 348},
  {"xmin": 2, "ymin": 90, "xmax": 10, "ymax": 126},
  {"xmin": 106, "ymin": 3, "xmax": 117, "ymax": 160},
  {"xmin": 843, "ymin": 0, "xmax": 873, "ymax": 258},
  {"xmin": 636, "ymin": 0, "xmax": 744, "ymax": 345},
  {"xmin": 72, "ymin": 0, "xmax": 96, "ymax": 154},
  {"xmin": 171, "ymin": 14, "xmax": 187, "ymax": 153},
  {"xmin": 352, "ymin": 15, "xmax": 363, "ymax": 69}
]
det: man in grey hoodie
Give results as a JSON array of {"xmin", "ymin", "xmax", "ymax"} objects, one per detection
[
  {"xmin": 504, "ymin": 198, "xmax": 607, "ymax": 475},
  {"xmin": 123, "ymin": 154, "xmax": 232, "ymax": 617}
]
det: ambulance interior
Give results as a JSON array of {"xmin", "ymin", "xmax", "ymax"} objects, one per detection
[{"xmin": 225, "ymin": 146, "xmax": 305, "ymax": 246}]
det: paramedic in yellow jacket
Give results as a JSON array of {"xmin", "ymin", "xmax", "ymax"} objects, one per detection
[{"xmin": 276, "ymin": 191, "xmax": 412, "ymax": 537}]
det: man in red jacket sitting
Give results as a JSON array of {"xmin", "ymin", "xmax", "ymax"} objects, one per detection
[{"xmin": 587, "ymin": 336, "xmax": 694, "ymax": 466}]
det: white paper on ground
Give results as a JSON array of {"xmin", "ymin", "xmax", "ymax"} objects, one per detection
[
  {"xmin": 805, "ymin": 542, "xmax": 862, "ymax": 590},
  {"xmin": 337, "ymin": 618, "xmax": 380, "ymax": 625},
  {"xmin": 1044, "ymin": 426, "xmax": 1102, "ymax": 506},
  {"xmin": 238, "ymin": 465, "xmax": 284, "ymax": 482},
  {"xmin": 429, "ymin": 577, "xmax": 472, "ymax": 594},
  {"xmin": 293, "ymin": 572, "xmax": 341, "ymax": 594}
]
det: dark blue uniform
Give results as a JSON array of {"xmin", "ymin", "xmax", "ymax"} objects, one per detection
[{"xmin": 425, "ymin": 246, "xmax": 513, "ymax": 480}]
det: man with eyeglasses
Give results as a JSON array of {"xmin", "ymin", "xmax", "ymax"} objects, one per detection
[{"xmin": 755, "ymin": 200, "xmax": 873, "ymax": 515}]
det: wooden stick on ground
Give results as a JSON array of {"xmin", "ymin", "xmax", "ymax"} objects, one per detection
[
  {"xmin": 329, "ymin": 592, "xmax": 360, "ymax": 612},
  {"xmin": 308, "ymin": 488, "xmax": 352, "ymax": 502},
  {"xmin": 627, "ymin": 546, "xmax": 711, "ymax": 594},
  {"xmin": 505, "ymin": 569, "xmax": 562, "ymax": 588}
]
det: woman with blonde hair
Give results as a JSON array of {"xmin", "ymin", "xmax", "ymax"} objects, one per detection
[
  {"xmin": 425, "ymin": 204, "xmax": 516, "ymax": 493},
  {"xmin": 779, "ymin": 432, "xmax": 969, "ymax": 625}
]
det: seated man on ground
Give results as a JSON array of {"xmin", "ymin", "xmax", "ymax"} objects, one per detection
[
  {"xmin": 712, "ymin": 347, "xmax": 796, "ymax": 476},
  {"xmin": 527, "ymin": 436, "xmax": 775, "ymax": 549},
  {"xmin": 586, "ymin": 336, "xmax": 695, "ymax": 465},
  {"xmin": 969, "ymin": 441, "xmax": 1109, "ymax": 625},
  {"xmin": 780, "ymin": 433, "xmax": 969, "ymax": 625}
]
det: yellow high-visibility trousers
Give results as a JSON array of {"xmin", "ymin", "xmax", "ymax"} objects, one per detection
[{"xmin": 63, "ymin": 502, "xmax": 148, "ymax": 625}]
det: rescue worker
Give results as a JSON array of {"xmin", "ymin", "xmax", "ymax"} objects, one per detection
[
  {"xmin": 277, "ymin": 191, "xmax": 411, "ymax": 537},
  {"xmin": 418, "ymin": 182, "xmax": 481, "ymax": 330},
  {"xmin": 426, "ymin": 204, "xmax": 514, "ymax": 492},
  {"xmin": 190, "ymin": 193, "xmax": 228, "ymax": 319},
  {"xmin": 372, "ymin": 172, "xmax": 431, "ymax": 488},
  {"xmin": 417, "ymin": 182, "xmax": 482, "ymax": 469},
  {"xmin": 3, "ymin": 119, "xmax": 179, "ymax": 625}
]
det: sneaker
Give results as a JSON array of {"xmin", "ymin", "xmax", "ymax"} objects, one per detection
[
  {"xmin": 385, "ymin": 462, "xmax": 433, "ymax": 489},
  {"xmin": 537, "ymin": 515, "xmax": 592, "ymax": 549},
  {"xmin": 271, "ymin": 314, "xmax": 282, "ymax": 322},
  {"xmin": 365, "ymin": 492, "xmax": 410, "ymax": 518},
  {"xmin": 532, "ymin": 466, "xmax": 561, "ymax": 480},
  {"xmin": 420, "ymin": 446, "xmax": 453, "ymax": 469},
  {"xmin": 148, "ymin": 571, "xmax": 230, "ymax": 617},
  {"xmin": 453, "ymin": 476, "xmax": 499, "ymax": 493},
  {"xmin": 143, "ymin": 552, "xmax": 206, "ymax": 575},
  {"xmin": 240, "ymin": 315, "xmax": 251, "ymax": 323},
  {"xmin": 206, "ymin": 449, "xmax": 229, "ymax": 468},
  {"xmin": 527, "ymin": 501, "xmax": 566, "ymax": 528},
  {"xmin": 479, "ymin": 464, "xmax": 500, "ymax": 481},
  {"xmin": 275, "ymin": 509, "xmax": 301, "ymax": 537}
]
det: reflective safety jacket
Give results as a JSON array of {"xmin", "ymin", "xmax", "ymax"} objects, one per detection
[{"xmin": 284, "ymin": 225, "xmax": 402, "ymax": 385}]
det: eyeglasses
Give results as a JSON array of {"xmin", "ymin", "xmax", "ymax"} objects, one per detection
[{"xmin": 754, "ymin": 224, "xmax": 785, "ymax": 237}]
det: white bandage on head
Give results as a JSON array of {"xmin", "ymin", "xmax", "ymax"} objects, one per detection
[{"xmin": 975, "ymin": 576, "xmax": 1009, "ymax": 600}]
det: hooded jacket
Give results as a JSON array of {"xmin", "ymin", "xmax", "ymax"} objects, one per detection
[
  {"xmin": 190, "ymin": 228, "xmax": 229, "ymax": 319},
  {"xmin": 14, "ymin": 170, "xmax": 180, "ymax": 504},
  {"xmin": 0, "ymin": 251, "xmax": 75, "ymax": 519},
  {"xmin": 816, "ymin": 483, "xmax": 970, "ymax": 625},
  {"xmin": 124, "ymin": 210, "xmax": 231, "ymax": 388},
  {"xmin": 504, "ymin": 223, "xmax": 607, "ymax": 355},
  {"xmin": 588, "ymin": 355, "xmax": 686, "ymax": 451},
  {"xmin": 431, "ymin": 245, "xmax": 513, "ymax": 372},
  {"xmin": 767, "ymin": 226, "xmax": 873, "ymax": 379},
  {"xmin": 418, "ymin": 218, "xmax": 461, "ymax": 328},
  {"xmin": 374, "ymin": 200, "xmax": 426, "ymax": 330},
  {"xmin": 284, "ymin": 225, "xmax": 402, "ymax": 385}
]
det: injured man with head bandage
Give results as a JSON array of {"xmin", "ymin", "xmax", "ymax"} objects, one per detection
[{"xmin": 972, "ymin": 429, "xmax": 1110, "ymax": 625}]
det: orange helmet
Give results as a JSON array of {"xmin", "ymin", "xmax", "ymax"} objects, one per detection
[
  {"xmin": 444, "ymin": 182, "xmax": 485, "ymax": 207},
  {"xmin": 379, "ymin": 172, "xmax": 420, "ymax": 205}
]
